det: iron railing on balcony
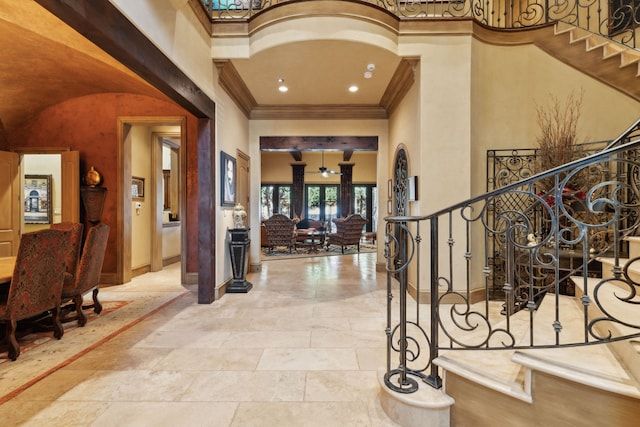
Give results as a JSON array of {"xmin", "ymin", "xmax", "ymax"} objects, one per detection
[
  {"xmin": 383, "ymin": 118, "xmax": 640, "ymax": 392},
  {"xmin": 200, "ymin": 0, "xmax": 640, "ymax": 49}
]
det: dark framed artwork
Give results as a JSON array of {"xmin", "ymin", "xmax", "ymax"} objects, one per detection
[
  {"xmin": 221, "ymin": 151, "xmax": 236, "ymax": 207},
  {"xmin": 24, "ymin": 174, "xmax": 52, "ymax": 224},
  {"xmin": 132, "ymin": 176, "xmax": 145, "ymax": 200}
]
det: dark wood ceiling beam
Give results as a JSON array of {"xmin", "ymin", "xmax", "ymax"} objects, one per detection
[
  {"xmin": 260, "ymin": 136, "xmax": 378, "ymax": 151},
  {"xmin": 251, "ymin": 105, "xmax": 387, "ymax": 120},
  {"xmin": 35, "ymin": 0, "xmax": 215, "ymax": 118}
]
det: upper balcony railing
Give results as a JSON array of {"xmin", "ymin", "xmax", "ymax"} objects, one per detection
[{"xmin": 200, "ymin": 0, "xmax": 639, "ymax": 49}]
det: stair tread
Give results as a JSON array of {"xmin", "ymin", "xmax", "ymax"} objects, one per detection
[
  {"xmin": 436, "ymin": 291, "xmax": 639, "ymax": 398},
  {"xmin": 571, "ymin": 276, "xmax": 640, "ymax": 338}
]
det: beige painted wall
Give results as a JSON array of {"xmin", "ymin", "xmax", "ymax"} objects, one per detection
[{"xmin": 131, "ymin": 125, "xmax": 152, "ymax": 270}]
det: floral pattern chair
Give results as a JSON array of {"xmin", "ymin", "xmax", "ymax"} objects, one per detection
[
  {"xmin": 326, "ymin": 214, "xmax": 369, "ymax": 253},
  {"xmin": 60, "ymin": 223, "xmax": 110, "ymax": 326},
  {"xmin": 50, "ymin": 222, "xmax": 84, "ymax": 289},
  {"xmin": 263, "ymin": 214, "xmax": 297, "ymax": 253},
  {"xmin": 0, "ymin": 229, "xmax": 70, "ymax": 361}
]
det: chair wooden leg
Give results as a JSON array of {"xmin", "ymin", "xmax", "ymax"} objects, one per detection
[
  {"xmin": 74, "ymin": 294, "xmax": 88, "ymax": 327},
  {"xmin": 6, "ymin": 319, "xmax": 20, "ymax": 361},
  {"xmin": 52, "ymin": 305, "xmax": 64, "ymax": 339},
  {"xmin": 92, "ymin": 288, "xmax": 102, "ymax": 314}
]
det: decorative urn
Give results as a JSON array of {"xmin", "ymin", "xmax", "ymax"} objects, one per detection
[
  {"xmin": 84, "ymin": 166, "xmax": 102, "ymax": 187},
  {"xmin": 233, "ymin": 203, "xmax": 247, "ymax": 229}
]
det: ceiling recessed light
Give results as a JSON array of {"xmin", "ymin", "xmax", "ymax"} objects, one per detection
[
  {"xmin": 348, "ymin": 85, "xmax": 358, "ymax": 93},
  {"xmin": 364, "ymin": 71, "xmax": 373, "ymax": 79},
  {"xmin": 278, "ymin": 85, "xmax": 288, "ymax": 92},
  {"xmin": 367, "ymin": 64, "xmax": 376, "ymax": 71}
]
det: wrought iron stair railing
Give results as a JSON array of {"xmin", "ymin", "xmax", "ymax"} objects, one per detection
[
  {"xmin": 383, "ymin": 118, "xmax": 640, "ymax": 393},
  {"xmin": 201, "ymin": 0, "xmax": 640, "ymax": 50}
]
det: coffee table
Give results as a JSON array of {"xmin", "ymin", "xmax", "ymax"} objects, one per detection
[{"xmin": 296, "ymin": 230, "xmax": 326, "ymax": 253}]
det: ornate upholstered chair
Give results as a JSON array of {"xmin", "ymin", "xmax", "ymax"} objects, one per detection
[
  {"xmin": 263, "ymin": 214, "xmax": 297, "ymax": 253},
  {"xmin": 326, "ymin": 214, "xmax": 369, "ymax": 253},
  {"xmin": 0, "ymin": 229, "xmax": 70, "ymax": 361},
  {"xmin": 50, "ymin": 222, "xmax": 84, "ymax": 288},
  {"xmin": 60, "ymin": 223, "xmax": 110, "ymax": 326}
]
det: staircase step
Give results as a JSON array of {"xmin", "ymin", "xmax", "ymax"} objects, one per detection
[
  {"xmin": 597, "ymin": 256, "xmax": 640, "ymax": 285},
  {"xmin": 585, "ymin": 34, "xmax": 608, "ymax": 52},
  {"xmin": 620, "ymin": 50, "xmax": 640, "ymax": 77},
  {"xmin": 572, "ymin": 276, "xmax": 640, "ymax": 387},
  {"xmin": 602, "ymin": 42, "xmax": 626, "ymax": 59},
  {"xmin": 554, "ymin": 21, "xmax": 575, "ymax": 35},
  {"xmin": 512, "ymin": 350, "xmax": 640, "ymax": 399},
  {"xmin": 435, "ymin": 289, "xmax": 639, "ymax": 401},
  {"xmin": 626, "ymin": 236, "xmax": 640, "ymax": 258},
  {"xmin": 568, "ymin": 27, "xmax": 592, "ymax": 44}
]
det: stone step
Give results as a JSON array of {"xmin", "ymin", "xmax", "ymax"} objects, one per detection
[
  {"xmin": 434, "ymin": 290, "xmax": 638, "ymax": 400},
  {"xmin": 572, "ymin": 276, "xmax": 640, "ymax": 387}
]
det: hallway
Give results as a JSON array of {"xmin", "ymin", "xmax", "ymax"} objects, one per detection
[{"xmin": 0, "ymin": 253, "xmax": 400, "ymax": 426}]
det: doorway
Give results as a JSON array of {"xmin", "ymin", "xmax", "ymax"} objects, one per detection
[
  {"xmin": 117, "ymin": 117, "xmax": 187, "ymax": 284},
  {"xmin": 305, "ymin": 184, "xmax": 339, "ymax": 232}
]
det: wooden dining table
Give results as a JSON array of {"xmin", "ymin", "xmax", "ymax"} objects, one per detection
[{"xmin": 0, "ymin": 256, "xmax": 16, "ymax": 285}]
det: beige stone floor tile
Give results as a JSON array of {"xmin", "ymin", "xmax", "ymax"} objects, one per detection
[
  {"xmin": 153, "ymin": 348, "xmax": 263, "ymax": 371},
  {"xmin": 91, "ymin": 402, "xmax": 238, "ymax": 427},
  {"xmin": 218, "ymin": 331, "xmax": 311, "ymax": 348},
  {"xmin": 311, "ymin": 330, "xmax": 384, "ymax": 348},
  {"xmin": 305, "ymin": 370, "xmax": 380, "ymax": 402},
  {"xmin": 256, "ymin": 348, "xmax": 359, "ymax": 371},
  {"xmin": 356, "ymin": 347, "xmax": 387, "ymax": 370},
  {"xmin": 180, "ymin": 371, "xmax": 306, "ymax": 402},
  {"xmin": 57, "ymin": 370, "xmax": 200, "ymax": 402},
  {"xmin": 231, "ymin": 401, "xmax": 371, "ymax": 427}
]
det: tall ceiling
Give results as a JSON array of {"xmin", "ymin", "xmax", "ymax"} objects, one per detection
[
  {"xmin": 0, "ymin": 1, "xmax": 403, "ymax": 140},
  {"xmin": 230, "ymin": 39, "xmax": 401, "ymax": 106}
]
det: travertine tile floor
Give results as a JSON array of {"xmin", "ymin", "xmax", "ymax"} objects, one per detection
[{"xmin": 0, "ymin": 253, "xmax": 402, "ymax": 426}]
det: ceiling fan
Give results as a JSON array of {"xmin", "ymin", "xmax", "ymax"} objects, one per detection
[{"xmin": 307, "ymin": 152, "xmax": 342, "ymax": 178}]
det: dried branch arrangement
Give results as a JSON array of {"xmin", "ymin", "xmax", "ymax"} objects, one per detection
[{"xmin": 535, "ymin": 90, "xmax": 585, "ymax": 192}]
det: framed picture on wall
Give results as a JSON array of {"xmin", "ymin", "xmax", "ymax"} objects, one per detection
[
  {"xmin": 132, "ymin": 176, "xmax": 145, "ymax": 200},
  {"xmin": 24, "ymin": 174, "xmax": 52, "ymax": 224},
  {"xmin": 221, "ymin": 151, "xmax": 236, "ymax": 207}
]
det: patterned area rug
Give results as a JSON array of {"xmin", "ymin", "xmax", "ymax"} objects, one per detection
[
  {"xmin": 261, "ymin": 243, "xmax": 377, "ymax": 261},
  {"xmin": 0, "ymin": 300, "xmax": 128, "ymax": 363}
]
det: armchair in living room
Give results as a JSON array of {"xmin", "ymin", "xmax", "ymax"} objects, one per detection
[
  {"xmin": 263, "ymin": 214, "xmax": 297, "ymax": 253},
  {"xmin": 326, "ymin": 214, "xmax": 368, "ymax": 253}
]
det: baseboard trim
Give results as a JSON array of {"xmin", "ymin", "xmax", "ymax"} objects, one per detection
[
  {"xmin": 163, "ymin": 255, "xmax": 181, "ymax": 267},
  {"xmin": 408, "ymin": 283, "xmax": 485, "ymax": 304}
]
